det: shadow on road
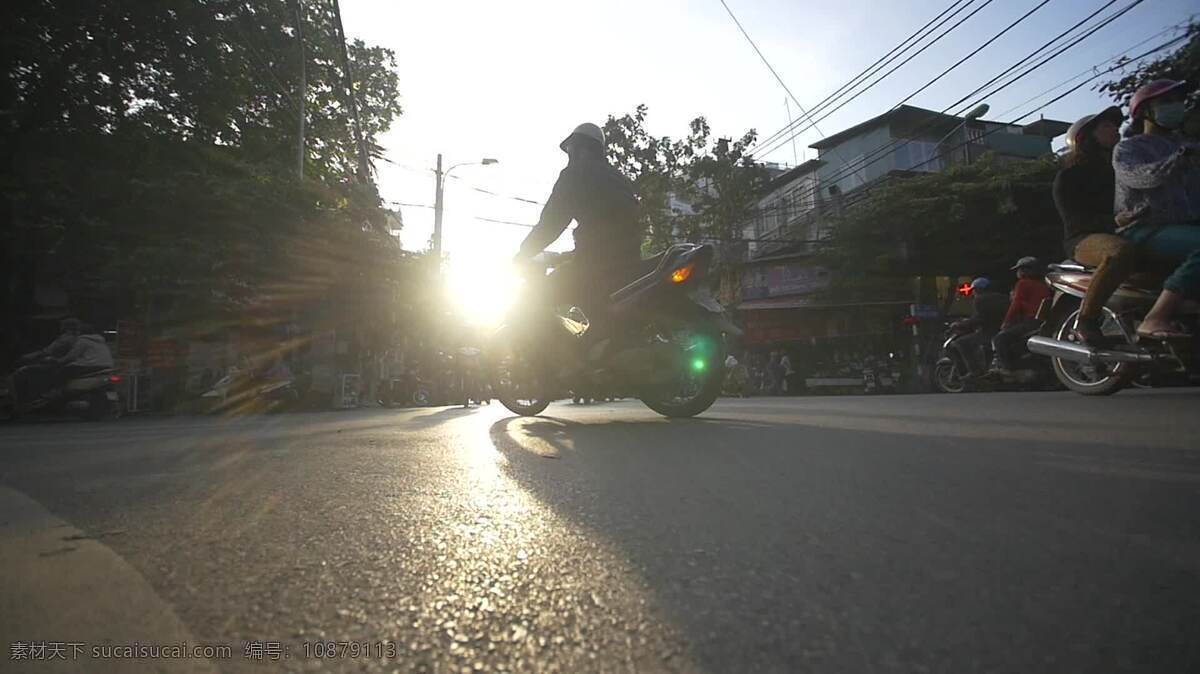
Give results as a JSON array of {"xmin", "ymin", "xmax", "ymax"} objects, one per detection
[{"xmin": 487, "ymin": 409, "xmax": 1200, "ymax": 672}]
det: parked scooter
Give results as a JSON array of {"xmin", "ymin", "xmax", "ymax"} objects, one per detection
[
  {"xmin": 0, "ymin": 365, "xmax": 122, "ymax": 421},
  {"xmin": 1026, "ymin": 261, "xmax": 1198, "ymax": 395}
]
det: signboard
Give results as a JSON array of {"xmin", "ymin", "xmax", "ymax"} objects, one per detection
[
  {"xmin": 912, "ymin": 305, "xmax": 941, "ymax": 320},
  {"xmin": 742, "ymin": 263, "xmax": 831, "ymax": 300}
]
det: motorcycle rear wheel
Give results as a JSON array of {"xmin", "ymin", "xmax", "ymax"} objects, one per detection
[
  {"xmin": 1049, "ymin": 307, "xmax": 1135, "ymax": 396},
  {"xmin": 491, "ymin": 334, "xmax": 550, "ymax": 417},
  {"xmin": 640, "ymin": 327, "xmax": 725, "ymax": 418}
]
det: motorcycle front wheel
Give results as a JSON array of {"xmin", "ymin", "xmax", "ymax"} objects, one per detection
[{"xmin": 933, "ymin": 359, "xmax": 966, "ymax": 394}]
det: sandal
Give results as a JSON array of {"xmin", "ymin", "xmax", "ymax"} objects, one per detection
[{"xmin": 1135, "ymin": 328, "xmax": 1190, "ymax": 341}]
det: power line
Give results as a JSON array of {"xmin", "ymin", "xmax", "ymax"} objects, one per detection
[
  {"xmin": 378, "ymin": 156, "xmax": 546, "ymax": 205},
  {"xmin": 952, "ymin": 0, "xmax": 1147, "ymax": 113},
  {"xmin": 892, "ymin": 0, "xmax": 1055, "ymax": 111},
  {"xmin": 989, "ymin": 21, "xmax": 1192, "ymax": 118},
  {"xmin": 716, "ymin": 0, "xmax": 833, "ymax": 145},
  {"xmin": 475, "ymin": 216, "xmax": 534, "ymax": 228},
  {"xmin": 752, "ymin": 0, "xmax": 976, "ymax": 153},
  {"xmin": 888, "ymin": 34, "xmax": 1186, "ymax": 176},
  {"xmin": 754, "ymin": 0, "xmax": 973, "ymax": 154},
  {"xmin": 755, "ymin": 0, "xmax": 1051, "ymax": 160},
  {"xmin": 384, "ymin": 201, "xmax": 534, "ymax": 228},
  {"xmin": 738, "ymin": 21, "xmax": 1187, "ymax": 229},
  {"xmin": 936, "ymin": 0, "xmax": 1122, "ymax": 123},
  {"xmin": 751, "ymin": 0, "xmax": 998, "ymax": 160},
  {"xmin": 759, "ymin": 0, "xmax": 1151, "ymax": 209}
]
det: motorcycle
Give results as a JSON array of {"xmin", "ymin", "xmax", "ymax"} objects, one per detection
[
  {"xmin": 0, "ymin": 365, "xmax": 122, "ymax": 421},
  {"xmin": 488, "ymin": 244, "xmax": 740, "ymax": 418},
  {"xmin": 934, "ymin": 325, "xmax": 1055, "ymax": 394},
  {"xmin": 1026, "ymin": 261, "xmax": 1198, "ymax": 395},
  {"xmin": 201, "ymin": 366, "xmax": 304, "ymax": 413},
  {"xmin": 455, "ymin": 346, "xmax": 490, "ymax": 407},
  {"xmin": 382, "ymin": 370, "xmax": 434, "ymax": 407}
]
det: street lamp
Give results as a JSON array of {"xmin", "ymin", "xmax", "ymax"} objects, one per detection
[
  {"xmin": 935, "ymin": 103, "xmax": 989, "ymax": 166},
  {"xmin": 432, "ymin": 155, "xmax": 499, "ymax": 259}
]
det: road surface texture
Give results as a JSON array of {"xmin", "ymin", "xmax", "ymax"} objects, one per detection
[{"xmin": 2, "ymin": 390, "xmax": 1198, "ymax": 673}]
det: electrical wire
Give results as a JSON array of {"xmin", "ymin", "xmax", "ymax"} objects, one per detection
[
  {"xmin": 755, "ymin": 0, "xmax": 1152, "ymax": 211},
  {"xmin": 738, "ymin": 22, "xmax": 1188, "ymax": 231},
  {"xmin": 752, "ymin": 0, "xmax": 1139, "ymax": 161},
  {"xmin": 751, "ymin": 0, "xmax": 999, "ymax": 159},
  {"xmin": 751, "ymin": 0, "xmax": 973, "ymax": 153}
]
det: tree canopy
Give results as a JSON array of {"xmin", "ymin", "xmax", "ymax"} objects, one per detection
[
  {"xmin": 815, "ymin": 155, "xmax": 1061, "ymax": 297},
  {"xmin": 1, "ymin": 0, "xmax": 408, "ymax": 344},
  {"xmin": 602, "ymin": 105, "xmax": 766, "ymax": 301},
  {"xmin": 1098, "ymin": 22, "xmax": 1199, "ymax": 114}
]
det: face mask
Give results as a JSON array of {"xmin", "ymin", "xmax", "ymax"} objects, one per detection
[{"xmin": 1152, "ymin": 102, "xmax": 1187, "ymax": 130}]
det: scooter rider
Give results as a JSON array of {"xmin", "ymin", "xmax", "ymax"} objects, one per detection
[
  {"xmin": 514, "ymin": 123, "xmax": 641, "ymax": 344},
  {"xmin": 52, "ymin": 323, "xmax": 114, "ymax": 386},
  {"xmin": 1113, "ymin": 79, "xmax": 1200, "ymax": 340},
  {"xmin": 1054, "ymin": 106, "xmax": 1136, "ymax": 345},
  {"xmin": 12, "ymin": 317, "xmax": 81, "ymax": 405},
  {"xmin": 990, "ymin": 257, "xmax": 1050, "ymax": 376},
  {"xmin": 951, "ymin": 278, "xmax": 1008, "ymax": 378}
]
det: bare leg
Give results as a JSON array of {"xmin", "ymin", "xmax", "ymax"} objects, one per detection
[{"xmin": 1136, "ymin": 289, "xmax": 1184, "ymax": 338}]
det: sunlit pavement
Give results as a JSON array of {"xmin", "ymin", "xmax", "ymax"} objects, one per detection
[{"xmin": 2, "ymin": 390, "xmax": 1199, "ymax": 673}]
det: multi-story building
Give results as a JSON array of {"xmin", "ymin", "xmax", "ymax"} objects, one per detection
[{"xmin": 735, "ymin": 105, "xmax": 1068, "ymax": 387}]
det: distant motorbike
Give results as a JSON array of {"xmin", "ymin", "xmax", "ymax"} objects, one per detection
[
  {"xmin": 488, "ymin": 244, "xmax": 739, "ymax": 418},
  {"xmin": 382, "ymin": 370, "xmax": 434, "ymax": 407},
  {"xmin": 0, "ymin": 365, "xmax": 122, "ymax": 421},
  {"xmin": 201, "ymin": 367, "xmax": 303, "ymax": 413},
  {"xmin": 1026, "ymin": 261, "xmax": 1198, "ymax": 395},
  {"xmin": 455, "ymin": 346, "xmax": 490, "ymax": 407},
  {"xmin": 934, "ymin": 325, "xmax": 1055, "ymax": 393}
]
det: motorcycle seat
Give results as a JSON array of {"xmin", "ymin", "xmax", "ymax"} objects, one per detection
[
  {"xmin": 1050, "ymin": 259, "xmax": 1165, "ymax": 292},
  {"xmin": 63, "ymin": 368, "xmax": 116, "ymax": 391}
]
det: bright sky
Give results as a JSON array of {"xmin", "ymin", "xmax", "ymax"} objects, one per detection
[{"xmin": 340, "ymin": 0, "xmax": 1196, "ymax": 263}]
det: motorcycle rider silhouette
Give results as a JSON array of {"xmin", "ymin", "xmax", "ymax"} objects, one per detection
[{"xmin": 513, "ymin": 122, "xmax": 642, "ymax": 365}]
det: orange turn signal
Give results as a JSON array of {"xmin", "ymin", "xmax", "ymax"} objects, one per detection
[{"xmin": 670, "ymin": 263, "xmax": 694, "ymax": 284}]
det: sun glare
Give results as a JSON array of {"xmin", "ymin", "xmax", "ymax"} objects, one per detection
[{"xmin": 444, "ymin": 254, "xmax": 523, "ymax": 328}]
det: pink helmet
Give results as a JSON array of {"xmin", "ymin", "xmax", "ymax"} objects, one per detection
[{"xmin": 1129, "ymin": 79, "xmax": 1188, "ymax": 120}]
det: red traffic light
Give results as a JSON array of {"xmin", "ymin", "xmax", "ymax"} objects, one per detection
[{"xmin": 957, "ymin": 282, "xmax": 973, "ymax": 297}]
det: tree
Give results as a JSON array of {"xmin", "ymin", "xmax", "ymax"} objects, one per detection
[
  {"xmin": 0, "ymin": 0, "xmax": 408, "ymax": 358},
  {"xmin": 816, "ymin": 155, "xmax": 1061, "ymax": 298},
  {"xmin": 602, "ymin": 106, "xmax": 766, "ymax": 302},
  {"xmin": 1097, "ymin": 22, "xmax": 1199, "ymax": 114},
  {"xmin": 602, "ymin": 105, "xmax": 692, "ymax": 252}
]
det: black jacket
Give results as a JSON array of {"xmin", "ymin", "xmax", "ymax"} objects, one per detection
[
  {"xmin": 960, "ymin": 292, "xmax": 1008, "ymax": 335},
  {"xmin": 1053, "ymin": 156, "xmax": 1116, "ymax": 256},
  {"xmin": 518, "ymin": 157, "xmax": 640, "ymax": 272}
]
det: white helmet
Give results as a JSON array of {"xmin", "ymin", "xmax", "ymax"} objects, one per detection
[
  {"xmin": 560, "ymin": 123, "xmax": 605, "ymax": 152},
  {"xmin": 1065, "ymin": 106, "xmax": 1122, "ymax": 152}
]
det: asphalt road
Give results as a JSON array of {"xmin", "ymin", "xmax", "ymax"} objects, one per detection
[{"xmin": 2, "ymin": 390, "xmax": 1199, "ymax": 673}]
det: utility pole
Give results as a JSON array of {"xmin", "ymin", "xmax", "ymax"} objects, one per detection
[
  {"xmin": 330, "ymin": 0, "xmax": 371, "ymax": 182},
  {"xmin": 291, "ymin": 0, "xmax": 306, "ymax": 180},
  {"xmin": 432, "ymin": 153, "xmax": 444, "ymax": 259}
]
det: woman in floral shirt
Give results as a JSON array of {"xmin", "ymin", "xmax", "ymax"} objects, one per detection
[{"xmin": 1113, "ymin": 79, "xmax": 1200, "ymax": 339}]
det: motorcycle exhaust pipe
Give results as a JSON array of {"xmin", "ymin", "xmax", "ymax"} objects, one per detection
[{"xmin": 1026, "ymin": 336, "xmax": 1155, "ymax": 364}]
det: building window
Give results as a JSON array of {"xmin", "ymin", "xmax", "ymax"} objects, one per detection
[{"xmin": 895, "ymin": 140, "xmax": 943, "ymax": 172}]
